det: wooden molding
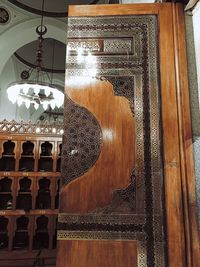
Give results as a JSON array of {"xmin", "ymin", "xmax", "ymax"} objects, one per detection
[
  {"xmin": 159, "ymin": 4, "xmax": 186, "ymax": 266},
  {"xmin": 172, "ymin": 3, "xmax": 200, "ymax": 266}
]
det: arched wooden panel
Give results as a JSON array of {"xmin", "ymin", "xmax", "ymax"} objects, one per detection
[{"xmin": 60, "ymin": 80, "xmax": 135, "ymax": 213}]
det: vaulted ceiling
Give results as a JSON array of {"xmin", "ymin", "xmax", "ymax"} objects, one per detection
[
  {"xmin": 5, "ymin": 0, "xmax": 107, "ymax": 73},
  {"xmin": 2, "ymin": 0, "xmax": 190, "ymax": 75},
  {"xmin": 7, "ymin": 0, "xmax": 106, "ymax": 16}
]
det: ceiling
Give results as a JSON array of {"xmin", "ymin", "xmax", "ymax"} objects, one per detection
[
  {"xmin": 0, "ymin": 0, "xmax": 109, "ymax": 121},
  {"xmin": 8, "ymin": 0, "xmax": 104, "ymax": 16},
  {"xmin": 8, "ymin": 0, "xmax": 107, "ymax": 73},
  {"xmin": 15, "ymin": 38, "xmax": 66, "ymax": 73}
]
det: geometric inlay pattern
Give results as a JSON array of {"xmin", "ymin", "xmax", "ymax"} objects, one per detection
[
  {"xmin": 62, "ymin": 97, "xmax": 102, "ymax": 185},
  {"xmin": 60, "ymin": 15, "xmax": 166, "ymax": 267}
]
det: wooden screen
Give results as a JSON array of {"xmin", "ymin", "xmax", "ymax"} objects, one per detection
[{"xmin": 57, "ymin": 3, "xmax": 200, "ymax": 267}]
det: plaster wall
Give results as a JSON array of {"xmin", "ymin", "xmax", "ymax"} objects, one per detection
[
  {"xmin": 185, "ymin": 7, "xmax": 200, "ymax": 229},
  {"xmin": 192, "ymin": 2, "xmax": 200, "ymax": 229}
]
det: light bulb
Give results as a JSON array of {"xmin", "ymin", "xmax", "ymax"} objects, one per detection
[
  {"xmin": 36, "ymin": 127, "xmax": 41, "ymax": 133},
  {"xmin": 22, "ymin": 84, "xmax": 29, "ymax": 94},
  {"xmin": 43, "ymin": 101, "xmax": 48, "ymax": 110},
  {"xmin": 7, "ymin": 85, "xmax": 19, "ymax": 104},
  {"xmin": 44, "ymin": 87, "xmax": 50, "ymax": 96},
  {"xmin": 50, "ymin": 101, "xmax": 56, "ymax": 109},
  {"xmin": 34, "ymin": 103, "xmax": 39, "ymax": 110},
  {"xmin": 7, "ymin": 82, "xmax": 64, "ymax": 111},
  {"xmin": 25, "ymin": 100, "xmax": 30, "ymax": 109},
  {"xmin": 34, "ymin": 85, "xmax": 40, "ymax": 95},
  {"xmin": 17, "ymin": 97, "xmax": 23, "ymax": 107},
  {"xmin": 54, "ymin": 92, "xmax": 64, "ymax": 108}
]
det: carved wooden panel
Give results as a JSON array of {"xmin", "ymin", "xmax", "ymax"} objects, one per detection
[
  {"xmin": 58, "ymin": 9, "xmax": 165, "ymax": 266},
  {"xmin": 57, "ymin": 3, "xmax": 199, "ymax": 267}
]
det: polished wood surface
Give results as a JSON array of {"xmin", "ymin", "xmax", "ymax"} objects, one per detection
[
  {"xmin": 0, "ymin": 249, "xmax": 57, "ymax": 267},
  {"xmin": 172, "ymin": 4, "xmax": 200, "ymax": 266},
  {"xmin": 57, "ymin": 240, "xmax": 137, "ymax": 267},
  {"xmin": 57, "ymin": 3, "xmax": 199, "ymax": 267},
  {"xmin": 60, "ymin": 80, "xmax": 135, "ymax": 213},
  {"xmin": 68, "ymin": 3, "xmax": 162, "ymax": 16},
  {"xmin": 159, "ymin": 4, "xmax": 186, "ymax": 266}
]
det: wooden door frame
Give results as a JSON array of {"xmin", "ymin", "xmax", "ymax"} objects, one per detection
[
  {"xmin": 170, "ymin": 3, "xmax": 200, "ymax": 266},
  {"xmin": 159, "ymin": 3, "xmax": 200, "ymax": 266},
  {"xmin": 67, "ymin": 3, "xmax": 199, "ymax": 266}
]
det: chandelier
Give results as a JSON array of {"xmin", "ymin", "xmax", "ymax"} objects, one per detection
[{"xmin": 6, "ymin": 0, "xmax": 64, "ymax": 110}]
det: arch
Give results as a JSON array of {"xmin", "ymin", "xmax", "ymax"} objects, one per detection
[
  {"xmin": 7, "ymin": 0, "xmax": 99, "ymax": 17},
  {"xmin": 0, "ymin": 17, "xmax": 66, "ymax": 74}
]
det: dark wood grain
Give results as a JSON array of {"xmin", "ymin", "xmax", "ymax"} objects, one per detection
[
  {"xmin": 0, "ymin": 133, "xmax": 61, "ymax": 267},
  {"xmin": 57, "ymin": 240, "xmax": 137, "ymax": 267}
]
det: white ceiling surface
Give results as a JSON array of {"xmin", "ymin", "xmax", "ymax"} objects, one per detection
[
  {"xmin": 0, "ymin": 19, "xmax": 67, "ymax": 73},
  {"xmin": 0, "ymin": 0, "xmax": 67, "ymax": 72},
  {"xmin": 0, "ymin": 0, "xmax": 108, "ymax": 74},
  {"xmin": 16, "ymin": 0, "xmax": 95, "ymax": 12}
]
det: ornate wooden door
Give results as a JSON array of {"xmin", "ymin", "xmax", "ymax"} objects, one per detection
[{"xmin": 56, "ymin": 3, "xmax": 199, "ymax": 267}]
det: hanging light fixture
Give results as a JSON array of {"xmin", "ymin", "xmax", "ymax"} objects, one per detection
[{"xmin": 6, "ymin": 0, "xmax": 64, "ymax": 111}]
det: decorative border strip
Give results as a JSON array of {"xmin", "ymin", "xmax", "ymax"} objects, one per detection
[
  {"xmin": 57, "ymin": 230, "xmax": 146, "ymax": 242},
  {"xmin": 58, "ymin": 213, "xmax": 145, "ymax": 225},
  {"xmin": 0, "ymin": 119, "xmax": 63, "ymax": 135}
]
